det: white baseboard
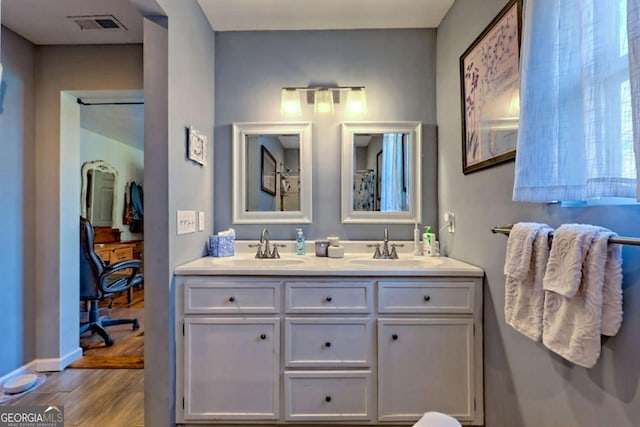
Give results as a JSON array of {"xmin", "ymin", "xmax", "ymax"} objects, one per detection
[
  {"xmin": 0, "ymin": 347, "xmax": 83, "ymax": 384},
  {"xmin": 35, "ymin": 347, "xmax": 83, "ymax": 372},
  {"xmin": 0, "ymin": 360, "xmax": 39, "ymax": 385}
]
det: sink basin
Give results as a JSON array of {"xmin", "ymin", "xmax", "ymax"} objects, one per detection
[
  {"xmin": 211, "ymin": 256, "xmax": 308, "ymax": 268},
  {"xmin": 346, "ymin": 257, "xmax": 443, "ymax": 268}
]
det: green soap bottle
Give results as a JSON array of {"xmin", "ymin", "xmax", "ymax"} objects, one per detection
[{"xmin": 423, "ymin": 226, "xmax": 433, "ymax": 256}]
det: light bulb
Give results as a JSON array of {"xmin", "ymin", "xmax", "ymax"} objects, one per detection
[
  {"xmin": 280, "ymin": 89, "xmax": 301, "ymax": 116},
  {"xmin": 346, "ymin": 88, "xmax": 367, "ymax": 114},
  {"xmin": 314, "ymin": 89, "xmax": 334, "ymax": 114}
]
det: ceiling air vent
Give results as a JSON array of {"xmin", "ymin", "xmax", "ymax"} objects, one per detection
[{"xmin": 68, "ymin": 15, "xmax": 128, "ymax": 31}]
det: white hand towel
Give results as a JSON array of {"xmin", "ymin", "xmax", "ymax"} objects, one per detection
[
  {"xmin": 543, "ymin": 224, "xmax": 600, "ymax": 298},
  {"xmin": 504, "ymin": 222, "xmax": 552, "ymax": 341},
  {"xmin": 542, "ymin": 227, "xmax": 623, "ymax": 368},
  {"xmin": 504, "ymin": 223, "xmax": 546, "ymax": 279}
]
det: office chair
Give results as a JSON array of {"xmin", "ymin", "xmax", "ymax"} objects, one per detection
[{"xmin": 80, "ymin": 216, "xmax": 142, "ymax": 347}]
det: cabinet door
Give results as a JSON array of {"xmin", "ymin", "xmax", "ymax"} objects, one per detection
[
  {"xmin": 377, "ymin": 318, "xmax": 474, "ymax": 423},
  {"xmin": 183, "ymin": 317, "xmax": 280, "ymax": 420}
]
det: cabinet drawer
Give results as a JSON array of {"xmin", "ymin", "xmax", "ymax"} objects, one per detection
[
  {"xmin": 111, "ymin": 247, "xmax": 133, "ymax": 263},
  {"xmin": 184, "ymin": 280, "xmax": 281, "ymax": 314},
  {"xmin": 378, "ymin": 281, "xmax": 475, "ymax": 314},
  {"xmin": 284, "ymin": 371, "xmax": 373, "ymax": 421},
  {"xmin": 285, "ymin": 318, "xmax": 373, "ymax": 367},
  {"xmin": 285, "ymin": 281, "xmax": 373, "ymax": 313}
]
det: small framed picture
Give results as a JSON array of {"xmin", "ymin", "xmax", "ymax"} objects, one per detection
[
  {"xmin": 261, "ymin": 146, "xmax": 277, "ymax": 196},
  {"xmin": 188, "ymin": 127, "xmax": 208, "ymax": 166}
]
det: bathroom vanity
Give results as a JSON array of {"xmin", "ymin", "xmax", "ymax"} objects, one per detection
[{"xmin": 174, "ymin": 245, "xmax": 484, "ymax": 426}]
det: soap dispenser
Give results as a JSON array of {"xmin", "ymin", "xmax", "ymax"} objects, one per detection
[{"xmin": 295, "ymin": 228, "xmax": 306, "ymax": 255}]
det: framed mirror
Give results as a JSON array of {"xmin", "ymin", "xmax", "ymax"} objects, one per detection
[
  {"xmin": 232, "ymin": 122, "xmax": 313, "ymax": 224},
  {"xmin": 81, "ymin": 160, "xmax": 119, "ymax": 227},
  {"xmin": 341, "ymin": 121, "xmax": 422, "ymax": 223}
]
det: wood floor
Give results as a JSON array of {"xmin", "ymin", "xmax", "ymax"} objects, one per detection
[
  {"xmin": 71, "ymin": 286, "xmax": 145, "ymax": 369},
  {"xmin": 4, "ymin": 368, "xmax": 144, "ymax": 427},
  {"xmin": 2, "ymin": 286, "xmax": 147, "ymax": 426}
]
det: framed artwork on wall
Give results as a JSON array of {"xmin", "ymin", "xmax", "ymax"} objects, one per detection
[
  {"xmin": 188, "ymin": 126, "xmax": 208, "ymax": 166},
  {"xmin": 460, "ymin": 0, "xmax": 522, "ymax": 174},
  {"xmin": 261, "ymin": 145, "xmax": 277, "ymax": 196}
]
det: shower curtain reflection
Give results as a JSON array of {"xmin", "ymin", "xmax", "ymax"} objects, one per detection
[{"xmin": 381, "ymin": 133, "xmax": 409, "ymax": 211}]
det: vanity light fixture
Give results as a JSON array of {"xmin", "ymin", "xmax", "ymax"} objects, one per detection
[{"xmin": 280, "ymin": 86, "xmax": 367, "ymax": 116}]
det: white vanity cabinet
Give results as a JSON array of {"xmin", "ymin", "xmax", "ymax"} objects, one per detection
[
  {"xmin": 179, "ymin": 278, "xmax": 281, "ymax": 421},
  {"xmin": 283, "ymin": 281, "xmax": 375, "ymax": 422},
  {"xmin": 175, "ymin": 268, "xmax": 483, "ymax": 426},
  {"xmin": 377, "ymin": 280, "xmax": 481, "ymax": 424}
]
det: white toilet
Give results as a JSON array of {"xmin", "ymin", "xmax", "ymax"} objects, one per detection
[{"xmin": 412, "ymin": 412, "xmax": 462, "ymax": 427}]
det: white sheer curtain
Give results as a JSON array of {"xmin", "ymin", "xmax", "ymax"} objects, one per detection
[
  {"xmin": 631, "ymin": 0, "xmax": 640, "ymax": 198},
  {"xmin": 513, "ymin": 0, "xmax": 640, "ymax": 202},
  {"xmin": 380, "ymin": 133, "xmax": 408, "ymax": 211}
]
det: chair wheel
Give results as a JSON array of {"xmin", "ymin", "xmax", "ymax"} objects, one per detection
[
  {"xmin": 133, "ymin": 320, "xmax": 140, "ymax": 331},
  {"xmin": 105, "ymin": 336, "xmax": 115, "ymax": 347}
]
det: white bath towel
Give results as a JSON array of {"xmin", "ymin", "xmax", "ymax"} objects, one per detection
[
  {"xmin": 542, "ymin": 225, "xmax": 624, "ymax": 368},
  {"xmin": 543, "ymin": 224, "xmax": 600, "ymax": 298},
  {"xmin": 504, "ymin": 222, "xmax": 552, "ymax": 341}
]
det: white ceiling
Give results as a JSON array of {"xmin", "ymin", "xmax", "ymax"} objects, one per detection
[
  {"xmin": 197, "ymin": 0, "xmax": 454, "ymax": 32},
  {"xmin": 2, "ymin": 0, "xmax": 144, "ymax": 45},
  {"xmin": 75, "ymin": 90, "xmax": 144, "ymax": 150},
  {"xmin": 1, "ymin": 0, "xmax": 453, "ymax": 150}
]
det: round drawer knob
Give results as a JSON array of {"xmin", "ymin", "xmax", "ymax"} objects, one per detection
[
  {"xmin": 229, "ymin": 296, "xmax": 236, "ymax": 302},
  {"xmin": 325, "ymin": 396, "xmax": 332, "ymax": 402},
  {"xmin": 325, "ymin": 296, "xmax": 333, "ymax": 302},
  {"xmin": 392, "ymin": 334, "xmax": 398, "ymax": 340},
  {"xmin": 325, "ymin": 341, "xmax": 331, "ymax": 348},
  {"xmin": 423, "ymin": 295, "xmax": 431, "ymax": 302},
  {"xmin": 260, "ymin": 333, "xmax": 267, "ymax": 340}
]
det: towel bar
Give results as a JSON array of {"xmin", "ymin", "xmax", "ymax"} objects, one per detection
[{"xmin": 491, "ymin": 224, "xmax": 640, "ymax": 247}]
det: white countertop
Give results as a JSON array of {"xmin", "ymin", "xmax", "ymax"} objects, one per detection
[{"xmin": 174, "ymin": 240, "xmax": 484, "ymax": 277}]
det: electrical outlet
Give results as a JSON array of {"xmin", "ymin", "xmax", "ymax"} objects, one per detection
[
  {"xmin": 444, "ymin": 211, "xmax": 455, "ymax": 233},
  {"xmin": 198, "ymin": 211, "xmax": 205, "ymax": 231},
  {"xmin": 177, "ymin": 210, "xmax": 196, "ymax": 235}
]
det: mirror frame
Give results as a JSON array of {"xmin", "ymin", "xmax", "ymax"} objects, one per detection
[
  {"xmin": 341, "ymin": 121, "xmax": 422, "ymax": 224},
  {"xmin": 80, "ymin": 159, "xmax": 119, "ymax": 227},
  {"xmin": 232, "ymin": 122, "xmax": 313, "ymax": 224}
]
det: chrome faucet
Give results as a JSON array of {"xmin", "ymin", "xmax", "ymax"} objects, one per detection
[
  {"xmin": 368, "ymin": 228, "xmax": 403, "ymax": 259},
  {"xmin": 382, "ymin": 228, "xmax": 390, "ymax": 258},
  {"xmin": 249, "ymin": 228, "xmax": 285, "ymax": 259}
]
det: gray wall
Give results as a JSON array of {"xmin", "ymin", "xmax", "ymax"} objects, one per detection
[
  {"xmin": 437, "ymin": 0, "xmax": 640, "ymax": 425},
  {"xmin": 34, "ymin": 43, "xmax": 143, "ymax": 363},
  {"xmin": 0, "ymin": 26, "xmax": 36, "ymax": 376},
  {"xmin": 142, "ymin": 1, "xmax": 215, "ymax": 425},
  {"xmin": 214, "ymin": 29, "xmax": 438, "ymax": 241}
]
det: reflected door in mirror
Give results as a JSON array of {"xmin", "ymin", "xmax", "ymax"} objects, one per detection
[
  {"xmin": 88, "ymin": 170, "xmax": 115, "ymax": 226},
  {"xmin": 81, "ymin": 160, "xmax": 119, "ymax": 229}
]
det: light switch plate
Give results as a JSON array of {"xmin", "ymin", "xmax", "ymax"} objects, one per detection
[
  {"xmin": 177, "ymin": 210, "xmax": 196, "ymax": 235},
  {"xmin": 198, "ymin": 211, "xmax": 205, "ymax": 231}
]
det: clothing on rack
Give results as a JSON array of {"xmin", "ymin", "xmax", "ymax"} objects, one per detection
[{"xmin": 127, "ymin": 181, "xmax": 144, "ymax": 233}]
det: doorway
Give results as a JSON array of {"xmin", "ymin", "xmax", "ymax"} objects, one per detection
[{"xmin": 62, "ymin": 89, "xmax": 145, "ymax": 369}]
